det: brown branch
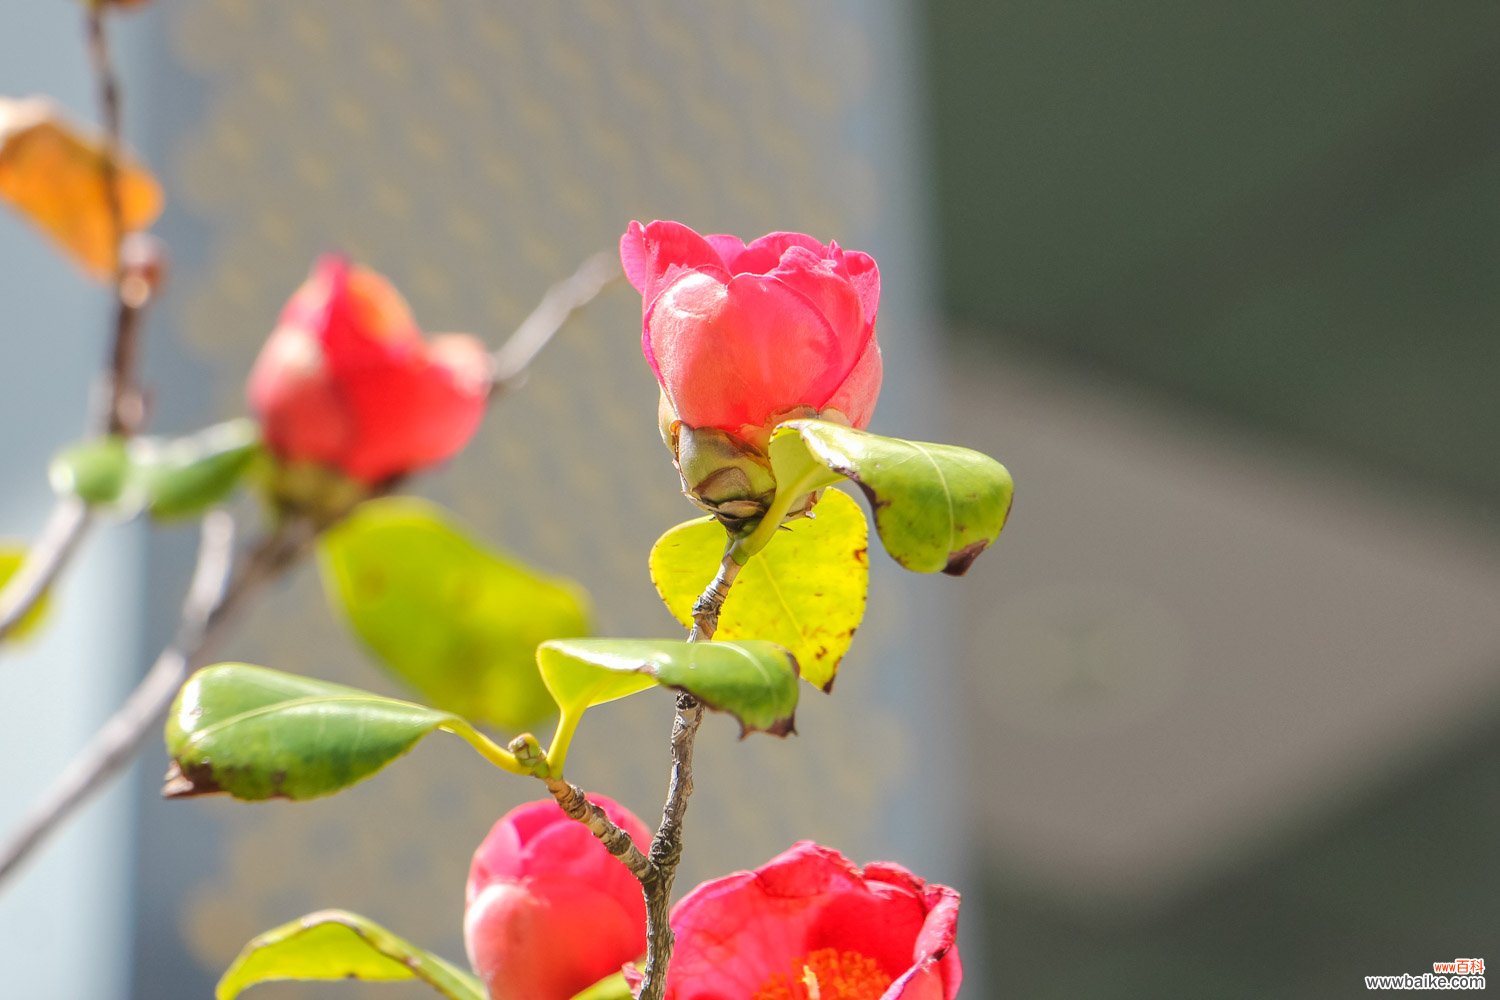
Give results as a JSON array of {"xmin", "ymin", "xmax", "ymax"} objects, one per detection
[
  {"xmin": 0, "ymin": 5, "xmax": 151, "ymax": 647},
  {"xmin": 542, "ymin": 777, "xmax": 653, "ymax": 881},
  {"xmin": 0, "ymin": 513, "xmax": 316, "ymax": 885},
  {"xmin": 635, "ymin": 548, "xmax": 739, "ymax": 1000},
  {"xmin": 489, "ymin": 251, "xmax": 621, "ymax": 394}
]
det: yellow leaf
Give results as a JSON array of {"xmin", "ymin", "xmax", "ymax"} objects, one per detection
[
  {"xmin": 0, "ymin": 542, "xmax": 51, "ymax": 642},
  {"xmin": 0, "ymin": 96, "xmax": 163, "ymax": 280},
  {"xmin": 649, "ymin": 489, "xmax": 870, "ymax": 691}
]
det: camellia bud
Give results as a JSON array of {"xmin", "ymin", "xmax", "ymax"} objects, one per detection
[
  {"xmin": 247, "ymin": 256, "xmax": 490, "ymax": 517},
  {"xmin": 623, "ymin": 221, "xmax": 882, "ymax": 531},
  {"xmin": 464, "ymin": 796, "xmax": 649, "ymax": 1000}
]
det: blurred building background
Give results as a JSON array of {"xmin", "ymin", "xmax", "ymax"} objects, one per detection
[{"xmin": 1, "ymin": 2, "xmax": 1497, "ymax": 999}]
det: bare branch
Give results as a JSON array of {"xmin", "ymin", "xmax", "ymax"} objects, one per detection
[
  {"xmin": 0, "ymin": 500, "xmax": 91, "ymax": 643},
  {"xmin": 635, "ymin": 547, "xmax": 739, "ymax": 1000},
  {"xmin": 0, "ymin": 5, "xmax": 153, "ymax": 645},
  {"xmin": 543, "ymin": 777, "xmax": 653, "ymax": 882},
  {"xmin": 489, "ymin": 251, "xmax": 621, "ymax": 394},
  {"xmin": 0, "ymin": 513, "xmax": 315, "ymax": 884}
]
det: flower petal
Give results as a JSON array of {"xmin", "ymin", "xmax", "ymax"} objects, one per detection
[
  {"xmin": 730, "ymin": 231, "xmax": 831, "ymax": 276},
  {"xmin": 822, "ymin": 331, "xmax": 882, "ymax": 429},
  {"xmin": 662, "ymin": 842, "xmax": 961, "ymax": 1000},
  {"xmin": 704, "ymin": 233, "xmax": 748, "ymax": 267},
  {"xmin": 646, "ymin": 271, "xmax": 845, "ymax": 431},
  {"xmin": 465, "ymin": 877, "xmax": 645, "ymax": 1000},
  {"xmin": 245, "ymin": 324, "xmax": 355, "ymax": 467},
  {"xmin": 620, "ymin": 220, "xmax": 728, "ymax": 305},
  {"xmin": 767, "ymin": 245, "xmax": 869, "ymax": 391},
  {"xmin": 336, "ymin": 333, "xmax": 489, "ymax": 483},
  {"xmin": 833, "ymin": 247, "xmax": 881, "ymax": 329}
]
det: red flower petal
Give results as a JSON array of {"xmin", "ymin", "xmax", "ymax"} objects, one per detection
[
  {"xmin": 646, "ymin": 270, "xmax": 846, "ymax": 431},
  {"xmin": 620, "ymin": 220, "xmax": 729, "ymax": 306},
  {"xmin": 661, "ymin": 842, "xmax": 961, "ymax": 1000},
  {"xmin": 466, "ymin": 796, "xmax": 651, "ymax": 1000},
  {"xmin": 730, "ymin": 231, "xmax": 832, "ymax": 276},
  {"xmin": 822, "ymin": 333, "xmax": 882, "ymax": 429},
  {"xmin": 832, "ymin": 247, "xmax": 880, "ymax": 330},
  {"xmin": 334, "ymin": 333, "xmax": 489, "ymax": 483}
]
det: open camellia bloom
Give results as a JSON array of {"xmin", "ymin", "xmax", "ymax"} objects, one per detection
[
  {"xmin": 621, "ymin": 220, "xmax": 882, "ymax": 440},
  {"xmin": 247, "ymin": 255, "xmax": 490, "ymax": 485},
  {"xmin": 653, "ymin": 841, "xmax": 961, "ymax": 1000},
  {"xmin": 464, "ymin": 795, "xmax": 650, "ymax": 1000}
]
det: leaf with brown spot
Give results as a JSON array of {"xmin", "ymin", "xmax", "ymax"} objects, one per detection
[
  {"xmin": 163, "ymin": 664, "xmax": 523, "ymax": 801},
  {"xmin": 651, "ymin": 489, "xmax": 868, "ymax": 690},
  {"xmin": 768, "ymin": 419, "xmax": 1014, "ymax": 576}
]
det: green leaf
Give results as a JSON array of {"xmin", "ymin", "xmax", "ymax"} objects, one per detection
[
  {"xmin": 48, "ymin": 435, "xmax": 130, "ymax": 505},
  {"xmin": 650, "ymin": 489, "xmax": 868, "ymax": 691},
  {"xmin": 571, "ymin": 972, "xmax": 634, "ymax": 1000},
  {"xmin": 767, "ymin": 419, "xmax": 1014, "ymax": 575},
  {"xmin": 538, "ymin": 638, "xmax": 800, "ymax": 739},
  {"xmin": 132, "ymin": 418, "xmax": 260, "ymax": 520},
  {"xmin": 319, "ymin": 498, "xmax": 591, "ymax": 731},
  {"xmin": 163, "ymin": 663, "xmax": 525, "ymax": 801},
  {"xmin": 0, "ymin": 543, "xmax": 49, "ymax": 641},
  {"xmin": 217, "ymin": 909, "xmax": 484, "ymax": 1000}
]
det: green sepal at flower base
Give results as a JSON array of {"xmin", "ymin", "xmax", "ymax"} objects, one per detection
[
  {"xmin": 738, "ymin": 418, "xmax": 1014, "ymax": 575},
  {"xmin": 162, "ymin": 664, "xmax": 536, "ymax": 802},
  {"xmin": 216, "ymin": 909, "xmax": 484, "ymax": 1000},
  {"xmin": 650, "ymin": 488, "xmax": 869, "ymax": 691},
  {"xmin": 537, "ymin": 637, "xmax": 800, "ymax": 774},
  {"xmin": 319, "ymin": 497, "xmax": 592, "ymax": 731}
]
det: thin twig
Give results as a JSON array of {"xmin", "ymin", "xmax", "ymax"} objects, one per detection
[
  {"xmin": 0, "ymin": 513, "xmax": 315, "ymax": 884},
  {"xmin": 542, "ymin": 777, "xmax": 653, "ymax": 881},
  {"xmin": 636, "ymin": 549, "xmax": 739, "ymax": 1000},
  {"xmin": 0, "ymin": 5, "xmax": 148, "ymax": 647},
  {"xmin": 0, "ymin": 500, "xmax": 92, "ymax": 642},
  {"xmin": 86, "ymin": 1, "xmax": 145, "ymax": 436},
  {"xmin": 489, "ymin": 251, "xmax": 621, "ymax": 393}
]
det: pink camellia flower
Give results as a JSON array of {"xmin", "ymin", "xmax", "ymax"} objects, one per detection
[
  {"xmin": 621, "ymin": 221, "xmax": 882, "ymax": 440},
  {"xmin": 464, "ymin": 795, "xmax": 650, "ymax": 1000},
  {"xmin": 247, "ymin": 255, "xmax": 490, "ymax": 485},
  {"xmin": 649, "ymin": 841, "xmax": 961, "ymax": 1000}
]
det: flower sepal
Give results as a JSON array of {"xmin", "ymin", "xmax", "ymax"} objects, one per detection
[{"xmin": 257, "ymin": 458, "xmax": 373, "ymax": 528}]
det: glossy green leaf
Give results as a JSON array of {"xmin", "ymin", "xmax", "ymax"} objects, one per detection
[
  {"xmin": 217, "ymin": 909, "xmax": 484, "ymax": 1000},
  {"xmin": 48, "ymin": 435, "xmax": 129, "ymax": 505},
  {"xmin": 0, "ymin": 543, "xmax": 49, "ymax": 641},
  {"xmin": 319, "ymin": 498, "xmax": 591, "ymax": 730},
  {"xmin": 163, "ymin": 663, "xmax": 524, "ymax": 801},
  {"xmin": 767, "ymin": 419, "xmax": 1013, "ymax": 575},
  {"xmin": 132, "ymin": 418, "xmax": 260, "ymax": 520},
  {"xmin": 538, "ymin": 638, "xmax": 800, "ymax": 738},
  {"xmin": 651, "ymin": 489, "xmax": 868, "ymax": 690}
]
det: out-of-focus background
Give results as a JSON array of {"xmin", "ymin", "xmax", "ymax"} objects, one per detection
[{"xmin": 2, "ymin": 2, "xmax": 1497, "ymax": 998}]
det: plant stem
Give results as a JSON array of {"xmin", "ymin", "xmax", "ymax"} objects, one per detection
[
  {"xmin": 0, "ymin": 500, "xmax": 91, "ymax": 642},
  {"xmin": 635, "ymin": 549, "xmax": 740, "ymax": 1000},
  {"xmin": 0, "ymin": 512, "xmax": 314, "ymax": 883},
  {"xmin": 542, "ymin": 777, "xmax": 653, "ymax": 881},
  {"xmin": 489, "ymin": 251, "xmax": 620, "ymax": 394},
  {"xmin": 0, "ymin": 3, "xmax": 149, "ymax": 646}
]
